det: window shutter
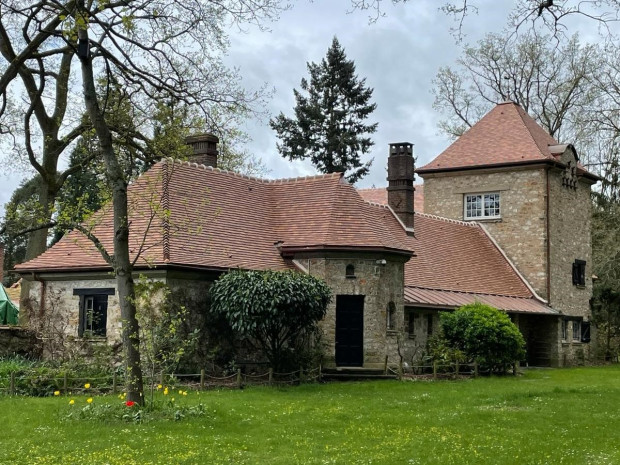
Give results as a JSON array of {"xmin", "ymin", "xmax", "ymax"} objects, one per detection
[
  {"xmin": 572, "ymin": 262, "xmax": 579, "ymax": 285},
  {"xmin": 581, "ymin": 321, "xmax": 591, "ymax": 343}
]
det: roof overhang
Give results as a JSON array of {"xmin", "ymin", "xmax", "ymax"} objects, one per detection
[
  {"xmin": 278, "ymin": 244, "xmax": 414, "ymax": 259},
  {"xmin": 416, "ymin": 158, "xmax": 601, "ymax": 182},
  {"xmin": 404, "ymin": 286, "xmax": 558, "ymax": 315}
]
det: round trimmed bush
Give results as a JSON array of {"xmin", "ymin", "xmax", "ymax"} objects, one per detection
[{"xmin": 440, "ymin": 303, "xmax": 526, "ymax": 373}]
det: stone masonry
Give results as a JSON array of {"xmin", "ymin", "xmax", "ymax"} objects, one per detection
[
  {"xmin": 298, "ymin": 252, "xmax": 407, "ymax": 368},
  {"xmin": 423, "ymin": 167, "xmax": 548, "ymax": 299},
  {"xmin": 422, "ymin": 161, "xmax": 596, "ymax": 366}
]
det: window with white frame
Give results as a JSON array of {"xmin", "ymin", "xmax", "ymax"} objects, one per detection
[{"xmin": 464, "ymin": 192, "xmax": 501, "ymax": 220}]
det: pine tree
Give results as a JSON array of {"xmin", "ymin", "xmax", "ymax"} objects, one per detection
[{"xmin": 270, "ymin": 37, "xmax": 378, "ymax": 184}]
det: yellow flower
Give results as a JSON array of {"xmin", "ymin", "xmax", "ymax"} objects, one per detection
[
  {"xmin": 86, "ymin": 397, "xmax": 93, "ymax": 404},
  {"xmin": 183, "ymin": 391, "xmax": 187, "ymax": 396},
  {"xmin": 171, "ymin": 397, "xmax": 175, "ymax": 402},
  {"xmin": 84, "ymin": 383, "xmax": 91, "ymax": 389},
  {"xmin": 157, "ymin": 384, "xmax": 162, "ymax": 390},
  {"xmin": 53, "ymin": 391, "xmax": 60, "ymax": 396},
  {"xmin": 69, "ymin": 399, "xmax": 75, "ymax": 405},
  {"xmin": 178, "ymin": 389, "xmax": 183, "ymax": 395},
  {"xmin": 163, "ymin": 388, "xmax": 169, "ymax": 395}
]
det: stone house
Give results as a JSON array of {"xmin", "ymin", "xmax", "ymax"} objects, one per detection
[{"xmin": 15, "ymin": 102, "xmax": 597, "ymax": 367}]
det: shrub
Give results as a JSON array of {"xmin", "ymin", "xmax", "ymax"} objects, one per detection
[
  {"xmin": 210, "ymin": 270, "xmax": 332, "ymax": 371},
  {"xmin": 440, "ymin": 303, "xmax": 525, "ymax": 373}
]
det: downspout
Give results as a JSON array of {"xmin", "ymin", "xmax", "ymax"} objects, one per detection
[{"xmin": 546, "ymin": 168, "xmax": 551, "ymax": 303}]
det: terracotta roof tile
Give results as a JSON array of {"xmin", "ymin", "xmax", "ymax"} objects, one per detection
[
  {"xmin": 16, "ymin": 161, "xmax": 412, "ymax": 273},
  {"xmin": 404, "ymin": 212, "xmax": 532, "ymax": 297},
  {"xmin": 357, "ymin": 184, "xmax": 424, "ymax": 213},
  {"xmin": 418, "ymin": 102, "xmax": 559, "ymax": 172},
  {"xmin": 404, "ymin": 286, "xmax": 556, "ymax": 314},
  {"xmin": 15, "ymin": 159, "xmax": 548, "ymax": 311}
]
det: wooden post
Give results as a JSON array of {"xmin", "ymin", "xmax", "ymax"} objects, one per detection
[
  {"xmin": 398, "ymin": 359, "xmax": 404, "ymax": 380},
  {"xmin": 433, "ymin": 360, "xmax": 438, "ymax": 380},
  {"xmin": 200, "ymin": 369, "xmax": 205, "ymax": 390},
  {"xmin": 268, "ymin": 368, "xmax": 273, "ymax": 386},
  {"xmin": 384, "ymin": 355, "xmax": 388, "ymax": 375},
  {"xmin": 63, "ymin": 372, "xmax": 68, "ymax": 394},
  {"xmin": 455, "ymin": 360, "xmax": 460, "ymax": 376},
  {"xmin": 159, "ymin": 372, "xmax": 164, "ymax": 386},
  {"xmin": 9, "ymin": 372, "xmax": 15, "ymax": 395},
  {"xmin": 473, "ymin": 361, "xmax": 479, "ymax": 378},
  {"xmin": 299, "ymin": 366, "xmax": 304, "ymax": 384},
  {"xmin": 112, "ymin": 372, "xmax": 117, "ymax": 394},
  {"xmin": 236, "ymin": 369, "xmax": 242, "ymax": 388},
  {"xmin": 318, "ymin": 364, "xmax": 322, "ymax": 382},
  {"xmin": 513, "ymin": 361, "xmax": 518, "ymax": 376}
]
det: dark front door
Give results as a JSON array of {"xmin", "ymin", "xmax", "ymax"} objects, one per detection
[{"xmin": 335, "ymin": 295, "xmax": 364, "ymax": 367}]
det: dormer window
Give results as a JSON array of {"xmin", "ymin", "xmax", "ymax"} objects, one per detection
[{"xmin": 464, "ymin": 192, "xmax": 501, "ymax": 220}]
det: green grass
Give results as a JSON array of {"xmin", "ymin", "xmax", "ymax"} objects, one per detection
[{"xmin": 2, "ymin": 366, "xmax": 620, "ymax": 464}]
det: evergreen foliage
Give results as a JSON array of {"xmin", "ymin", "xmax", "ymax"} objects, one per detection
[
  {"xmin": 270, "ymin": 37, "xmax": 377, "ymax": 184},
  {"xmin": 440, "ymin": 303, "xmax": 525, "ymax": 373},
  {"xmin": 209, "ymin": 270, "xmax": 332, "ymax": 371}
]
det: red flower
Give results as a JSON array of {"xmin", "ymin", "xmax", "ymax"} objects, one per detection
[{"xmin": 125, "ymin": 400, "xmax": 135, "ymax": 407}]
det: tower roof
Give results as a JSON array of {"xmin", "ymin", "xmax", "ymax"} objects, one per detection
[{"xmin": 417, "ymin": 102, "xmax": 596, "ymax": 180}]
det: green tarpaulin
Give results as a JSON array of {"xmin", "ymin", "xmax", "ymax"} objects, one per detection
[{"xmin": 0, "ymin": 285, "xmax": 18, "ymax": 325}]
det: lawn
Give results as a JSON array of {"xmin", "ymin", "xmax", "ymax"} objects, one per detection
[{"xmin": 2, "ymin": 366, "xmax": 620, "ymax": 465}]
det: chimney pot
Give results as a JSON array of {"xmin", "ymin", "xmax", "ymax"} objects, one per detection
[{"xmin": 185, "ymin": 134, "xmax": 219, "ymax": 167}]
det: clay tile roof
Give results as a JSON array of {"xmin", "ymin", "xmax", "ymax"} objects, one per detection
[
  {"xmin": 404, "ymin": 212, "xmax": 532, "ymax": 298},
  {"xmin": 357, "ymin": 184, "xmax": 424, "ymax": 213},
  {"xmin": 404, "ymin": 286, "xmax": 556, "ymax": 314},
  {"xmin": 418, "ymin": 102, "xmax": 560, "ymax": 173},
  {"xmin": 15, "ymin": 160, "xmax": 412, "ymax": 273}
]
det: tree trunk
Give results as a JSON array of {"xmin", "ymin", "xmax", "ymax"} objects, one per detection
[
  {"xmin": 79, "ymin": 29, "xmax": 143, "ymax": 404},
  {"xmin": 19, "ymin": 182, "xmax": 56, "ymax": 325}
]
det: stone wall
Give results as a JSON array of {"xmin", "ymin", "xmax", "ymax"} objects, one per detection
[
  {"xmin": 404, "ymin": 307, "xmax": 439, "ymax": 362},
  {"xmin": 423, "ymin": 167, "xmax": 549, "ymax": 298},
  {"xmin": 0, "ymin": 326, "xmax": 37, "ymax": 358},
  {"xmin": 299, "ymin": 253, "xmax": 407, "ymax": 368},
  {"xmin": 24, "ymin": 276, "xmax": 122, "ymax": 342},
  {"xmin": 548, "ymin": 168, "xmax": 594, "ymax": 363}
]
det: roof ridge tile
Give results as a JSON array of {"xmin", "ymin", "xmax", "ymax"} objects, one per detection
[
  {"xmin": 414, "ymin": 211, "xmax": 479, "ymax": 227},
  {"xmin": 163, "ymin": 158, "xmax": 344, "ymax": 185}
]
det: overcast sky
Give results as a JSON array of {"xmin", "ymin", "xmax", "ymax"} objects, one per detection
[{"xmin": 0, "ymin": 0, "xmax": 603, "ymax": 215}]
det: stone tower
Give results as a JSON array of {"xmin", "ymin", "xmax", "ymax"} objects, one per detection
[{"xmin": 416, "ymin": 102, "xmax": 599, "ymax": 366}]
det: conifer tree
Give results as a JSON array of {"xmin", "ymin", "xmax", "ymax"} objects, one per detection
[{"xmin": 270, "ymin": 37, "xmax": 378, "ymax": 184}]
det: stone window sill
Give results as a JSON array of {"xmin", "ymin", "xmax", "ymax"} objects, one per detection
[
  {"xmin": 386, "ymin": 330, "xmax": 398, "ymax": 337},
  {"xmin": 464, "ymin": 218, "xmax": 502, "ymax": 224}
]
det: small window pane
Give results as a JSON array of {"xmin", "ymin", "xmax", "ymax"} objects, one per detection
[
  {"xmin": 572, "ymin": 321, "xmax": 581, "ymax": 341},
  {"xmin": 465, "ymin": 193, "xmax": 500, "ymax": 219}
]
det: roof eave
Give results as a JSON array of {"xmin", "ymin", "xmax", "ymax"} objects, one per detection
[
  {"xmin": 417, "ymin": 158, "xmax": 601, "ymax": 181},
  {"xmin": 279, "ymin": 244, "xmax": 413, "ymax": 258}
]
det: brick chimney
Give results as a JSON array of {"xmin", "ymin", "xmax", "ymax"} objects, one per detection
[
  {"xmin": 185, "ymin": 134, "xmax": 219, "ymax": 168},
  {"xmin": 387, "ymin": 142, "xmax": 415, "ymax": 231}
]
